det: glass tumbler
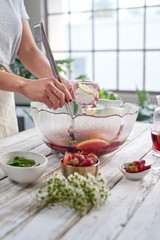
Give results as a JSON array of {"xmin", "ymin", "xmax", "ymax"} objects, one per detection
[{"xmin": 73, "ymin": 80, "xmax": 98, "ymax": 113}]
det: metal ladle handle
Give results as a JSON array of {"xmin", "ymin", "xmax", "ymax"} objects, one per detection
[{"xmin": 34, "ymin": 22, "xmax": 73, "ymax": 118}]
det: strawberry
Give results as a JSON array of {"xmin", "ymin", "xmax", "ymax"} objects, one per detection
[
  {"xmin": 62, "ymin": 152, "xmax": 73, "ymax": 165},
  {"xmin": 78, "ymin": 158, "xmax": 93, "ymax": 167},
  {"xmin": 86, "ymin": 153, "xmax": 98, "ymax": 164},
  {"xmin": 62, "ymin": 151, "xmax": 99, "ymax": 167},
  {"xmin": 142, "ymin": 165, "xmax": 151, "ymax": 171},
  {"xmin": 125, "ymin": 166, "xmax": 138, "ymax": 173},
  {"xmin": 124, "ymin": 167, "xmax": 134, "ymax": 173},
  {"xmin": 124, "ymin": 160, "xmax": 151, "ymax": 173},
  {"xmin": 67, "ymin": 157, "xmax": 79, "ymax": 166},
  {"xmin": 72, "ymin": 153, "xmax": 85, "ymax": 162},
  {"xmin": 140, "ymin": 160, "xmax": 146, "ymax": 165},
  {"xmin": 132, "ymin": 160, "xmax": 146, "ymax": 172}
]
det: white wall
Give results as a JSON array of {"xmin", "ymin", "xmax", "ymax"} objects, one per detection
[{"xmin": 24, "ymin": 0, "xmax": 42, "ymax": 33}]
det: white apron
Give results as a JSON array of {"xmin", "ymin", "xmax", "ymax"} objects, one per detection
[{"xmin": 0, "ymin": 64, "xmax": 18, "ymax": 139}]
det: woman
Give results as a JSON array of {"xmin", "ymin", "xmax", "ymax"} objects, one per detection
[{"xmin": 0, "ymin": 0, "xmax": 73, "ymax": 138}]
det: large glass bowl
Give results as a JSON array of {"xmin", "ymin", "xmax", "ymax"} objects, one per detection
[{"xmin": 30, "ymin": 99, "xmax": 138, "ymax": 156}]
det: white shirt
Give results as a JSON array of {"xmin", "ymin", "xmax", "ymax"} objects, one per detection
[
  {"xmin": 0, "ymin": 0, "xmax": 29, "ymax": 138},
  {"xmin": 0, "ymin": 0, "xmax": 29, "ymax": 65}
]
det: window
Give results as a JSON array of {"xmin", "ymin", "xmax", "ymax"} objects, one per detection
[{"xmin": 44, "ymin": 0, "xmax": 160, "ymax": 93}]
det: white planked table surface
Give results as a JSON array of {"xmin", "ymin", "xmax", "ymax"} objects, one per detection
[{"xmin": 0, "ymin": 121, "xmax": 160, "ymax": 240}]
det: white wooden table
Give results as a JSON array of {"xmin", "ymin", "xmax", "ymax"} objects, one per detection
[{"xmin": 0, "ymin": 121, "xmax": 160, "ymax": 240}]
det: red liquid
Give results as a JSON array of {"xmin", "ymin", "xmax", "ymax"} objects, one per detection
[
  {"xmin": 151, "ymin": 131, "xmax": 160, "ymax": 151},
  {"xmin": 45, "ymin": 140, "xmax": 124, "ymax": 156}
]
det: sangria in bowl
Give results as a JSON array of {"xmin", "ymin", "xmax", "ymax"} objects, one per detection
[{"xmin": 31, "ymin": 99, "xmax": 138, "ymax": 156}]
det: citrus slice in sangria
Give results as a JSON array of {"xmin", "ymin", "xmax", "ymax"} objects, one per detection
[
  {"xmin": 76, "ymin": 139, "xmax": 109, "ymax": 155},
  {"xmin": 78, "ymin": 82, "xmax": 95, "ymax": 95}
]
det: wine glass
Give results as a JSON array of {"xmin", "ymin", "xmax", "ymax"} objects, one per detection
[{"xmin": 73, "ymin": 80, "xmax": 98, "ymax": 114}]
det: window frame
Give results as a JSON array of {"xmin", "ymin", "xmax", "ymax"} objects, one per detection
[{"xmin": 43, "ymin": 0, "xmax": 160, "ymax": 94}]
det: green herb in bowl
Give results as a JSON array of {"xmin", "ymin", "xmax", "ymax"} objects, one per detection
[
  {"xmin": 7, "ymin": 156, "xmax": 37, "ymax": 167},
  {"xmin": 0, "ymin": 151, "xmax": 47, "ymax": 184}
]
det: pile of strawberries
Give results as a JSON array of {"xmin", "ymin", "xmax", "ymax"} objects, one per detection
[
  {"xmin": 62, "ymin": 152, "xmax": 99, "ymax": 167},
  {"xmin": 124, "ymin": 160, "xmax": 151, "ymax": 173}
]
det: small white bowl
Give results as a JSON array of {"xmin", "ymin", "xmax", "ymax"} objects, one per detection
[
  {"xmin": 0, "ymin": 151, "xmax": 47, "ymax": 184},
  {"xmin": 119, "ymin": 163, "xmax": 151, "ymax": 181}
]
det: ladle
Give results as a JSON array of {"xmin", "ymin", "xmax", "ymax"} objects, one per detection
[{"xmin": 34, "ymin": 22, "xmax": 73, "ymax": 118}]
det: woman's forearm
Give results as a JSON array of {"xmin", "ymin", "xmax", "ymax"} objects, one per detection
[
  {"xmin": 0, "ymin": 70, "xmax": 72, "ymax": 109},
  {"xmin": 0, "ymin": 71, "xmax": 25, "ymax": 93},
  {"xmin": 18, "ymin": 46, "xmax": 53, "ymax": 79},
  {"xmin": 17, "ymin": 20, "xmax": 74, "ymax": 94},
  {"xmin": 18, "ymin": 20, "xmax": 53, "ymax": 79}
]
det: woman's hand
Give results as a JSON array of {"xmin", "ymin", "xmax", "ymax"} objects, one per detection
[
  {"xmin": 92, "ymin": 91, "xmax": 99, "ymax": 107},
  {"xmin": 60, "ymin": 77, "xmax": 74, "ymax": 98},
  {"xmin": 21, "ymin": 77, "xmax": 72, "ymax": 109},
  {"xmin": 61, "ymin": 77, "xmax": 100, "ymax": 107}
]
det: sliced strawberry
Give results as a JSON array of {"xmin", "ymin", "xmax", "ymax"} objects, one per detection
[
  {"xmin": 125, "ymin": 160, "xmax": 151, "ymax": 173},
  {"xmin": 140, "ymin": 160, "xmax": 146, "ymax": 165},
  {"xmin": 142, "ymin": 165, "xmax": 151, "ymax": 171},
  {"xmin": 62, "ymin": 152, "xmax": 73, "ymax": 165},
  {"xmin": 125, "ymin": 166, "xmax": 138, "ymax": 173},
  {"xmin": 68, "ymin": 157, "xmax": 79, "ymax": 166},
  {"xmin": 124, "ymin": 167, "xmax": 134, "ymax": 173},
  {"xmin": 132, "ymin": 161, "xmax": 139, "ymax": 165},
  {"xmin": 132, "ymin": 161, "xmax": 144, "ymax": 172}
]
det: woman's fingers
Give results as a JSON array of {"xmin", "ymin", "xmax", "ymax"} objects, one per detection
[
  {"xmin": 23, "ymin": 77, "xmax": 73, "ymax": 109},
  {"xmin": 43, "ymin": 97, "xmax": 54, "ymax": 109},
  {"xmin": 44, "ymin": 97, "xmax": 60, "ymax": 110},
  {"xmin": 95, "ymin": 91, "xmax": 99, "ymax": 101},
  {"xmin": 51, "ymin": 87, "xmax": 65, "ymax": 107},
  {"xmin": 92, "ymin": 100, "xmax": 97, "ymax": 108},
  {"xmin": 60, "ymin": 77, "xmax": 74, "ymax": 97},
  {"xmin": 54, "ymin": 79, "xmax": 72, "ymax": 103},
  {"xmin": 45, "ymin": 77, "xmax": 72, "ymax": 109}
]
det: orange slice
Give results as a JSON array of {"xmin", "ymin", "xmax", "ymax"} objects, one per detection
[
  {"xmin": 78, "ymin": 82, "xmax": 94, "ymax": 95},
  {"xmin": 76, "ymin": 139, "xmax": 109, "ymax": 155}
]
